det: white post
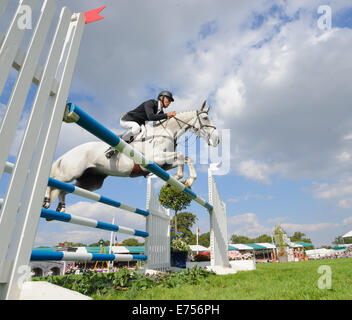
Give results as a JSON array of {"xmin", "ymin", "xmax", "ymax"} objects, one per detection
[
  {"xmin": 0, "ymin": 2, "xmax": 86, "ymax": 299},
  {"xmin": 0, "ymin": 0, "xmax": 9, "ymax": 20},
  {"xmin": 0, "ymin": 3, "xmax": 71, "ymax": 280},
  {"xmin": 206, "ymin": 164, "xmax": 236, "ymax": 274},
  {"xmin": 108, "ymin": 217, "xmax": 115, "ymax": 269},
  {"xmin": 145, "ymin": 175, "xmax": 171, "ymax": 273},
  {"xmin": 196, "ymin": 226, "xmax": 199, "ymax": 255}
]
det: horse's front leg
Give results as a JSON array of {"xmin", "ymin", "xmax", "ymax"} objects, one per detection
[
  {"xmin": 184, "ymin": 156, "xmax": 197, "ymax": 188},
  {"xmin": 152, "ymin": 151, "xmax": 185, "ymax": 182}
]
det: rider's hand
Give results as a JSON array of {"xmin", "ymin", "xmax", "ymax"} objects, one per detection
[{"xmin": 167, "ymin": 111, "xmax": 176, "ymax": 118}]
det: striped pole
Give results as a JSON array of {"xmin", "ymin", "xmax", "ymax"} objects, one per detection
[
  {"xmin": 41, "ymin": 208, "xmax": 149, "ymax": 238},
  {"xmin": 30, "ymin": 250, "xmax": 147, "ymax": 262},
  {"xmin": 47, "ymin": 178, "xmax": 150, "ymax": 217},
  {"xmin": 63, "ymin": 103, "xmax": 213, "ymax": 212},
  {"xmin": 4, "ymin": 161, "xmax": 150, "ymax": 217}
]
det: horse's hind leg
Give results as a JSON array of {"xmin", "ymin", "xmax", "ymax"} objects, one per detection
[
  {"xmin": 43, "ymin": 187, "xmax": 51, "ymax": 209},
  {"xmin": 55, "ymin": 190, "xmax": 68, "ymax": 213},
  {"xmin": 54, "ymin": 169, "xmax": 107, "ymax": 213},
  {"xmin": 74, "ymin": 168, "xmax": 108, "ymax": 192}
]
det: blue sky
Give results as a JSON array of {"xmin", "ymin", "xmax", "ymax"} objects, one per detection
[{"xmin": 2, "ymin": 1, "xmax": 352, "ymax": 248}]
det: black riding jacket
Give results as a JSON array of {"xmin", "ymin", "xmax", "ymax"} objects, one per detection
[{"xmin": 122, "ymin": 99, "xmax": 168, "ymax": 125}]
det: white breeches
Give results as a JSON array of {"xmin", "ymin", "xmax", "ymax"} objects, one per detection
[{"xmin": 120, "ymin": 119, "xmax": 141, "ymax": 141}]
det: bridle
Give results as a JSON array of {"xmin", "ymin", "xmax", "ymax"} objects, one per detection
[
  {"xmin": 133, "ymin": 110, "xmax": 217, "ymax": 149},
  {"xmin": 158, "ymin": 110, "xmax": 217, "ymax": 146}
]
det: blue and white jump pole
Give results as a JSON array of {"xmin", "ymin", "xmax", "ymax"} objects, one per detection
[
  {"xmin": 63, "ymin": 103, "xmax": 213, "ymax": 212},
  {"xmin": 41, "ymin": 208, "xmax": 149, "ymax": 238},
  {"xmin": 47, "ymin": 177, "xmax": 151, "ymax": 217},
  {"xmin": 31, "ymin": 250, "xmax": 147, "ymax": 262}
]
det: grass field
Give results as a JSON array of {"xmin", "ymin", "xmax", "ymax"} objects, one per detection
[{"xmin": 93, "ymin": 258, "xmax": 352, "ymax": 300}]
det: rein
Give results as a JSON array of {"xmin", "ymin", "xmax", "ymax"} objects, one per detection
[{"xmin": 134, "ymin": 110, "xmax": 216, "ymax": 148}]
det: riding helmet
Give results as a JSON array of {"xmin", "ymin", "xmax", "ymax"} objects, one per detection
[{"xmin": 158, "ymin": 90, "xmax": 174, "ymax": 102}]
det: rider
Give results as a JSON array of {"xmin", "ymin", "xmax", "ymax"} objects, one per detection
[{"xmin": 105, "ymin": 90, "xmax": 176, "ymax": 159}]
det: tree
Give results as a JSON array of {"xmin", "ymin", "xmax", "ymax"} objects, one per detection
[
  {"xmin": 56, "ymin": 241, "xmax": 86, "ymax": 247},
  {"xmin": 230, "ymin": 234, "xmax": 274, "ymax": 244},
  {"xmin": 273, "ymin": 225, "xmax": 286, "ymax": 255},
  {"xmin": 88, "ymin": 239, "xmax": 110, "ymax": 247},
  {"xmin": 254, "ymin": 234, "xmax": 273, "ymax": 243},
  {"xmin": 290, "ymin": 231, "xmax": 312, "ymax": 243},
  {"xmin": 230, "ymin": 234, "xmax": 252, "ymax": 244},
  {"xmin": 333, "ymin": 236, "xmax": 352, "ymax": 245},
  {"xmin": 171, "ymin": 211, "xmax": 197, "ymax": 238},
  {"xmin": 121, "ymin": 238, "xmax": 144, "ymax": 246},
  {"xmin": 159, "ymin": 182, "xmax": 193, "ymax": 235},
  {"xmin": 198, "ymin": 232, "xmax": 210, "ymax": 248}
]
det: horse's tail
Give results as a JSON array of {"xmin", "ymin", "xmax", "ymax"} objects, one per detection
[{"xmin": 48, "ymin": 158, "xmax": 63, "ymax": 203}]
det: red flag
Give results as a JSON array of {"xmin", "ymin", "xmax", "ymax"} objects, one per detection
[
  {"xmin": 85, "ymin": 6, "xmax": 106, "ymax": 24},
  {"xmin": 197, "ymin": 227, "xmax": 200, "ymax": 234}
]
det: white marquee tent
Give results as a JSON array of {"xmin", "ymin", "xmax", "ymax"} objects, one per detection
[{"xmin": 342, "ymin": 230, "xmax": 352, "ymax": 238}]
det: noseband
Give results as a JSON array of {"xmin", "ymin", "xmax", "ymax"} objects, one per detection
[{"xmin": 174, "ymin": 111, "xmax": 217, "ymax": 144}]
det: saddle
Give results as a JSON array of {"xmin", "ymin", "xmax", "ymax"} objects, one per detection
[{"xmin": 104, "ymin": 126, "xmax": 146, "ymax": 159}]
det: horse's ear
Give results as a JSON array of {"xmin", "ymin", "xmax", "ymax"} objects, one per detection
[
  {"xmin": 200, "ymin": 100, "xmax": 206, "ymax": 111},
  {"xmin": 205, "ymin": 106, "xmax": 210, "ymax": 113}
]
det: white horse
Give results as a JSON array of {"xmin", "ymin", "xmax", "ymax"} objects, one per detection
[{"xmin": 43, "ymin": 101, "xmax": 219, "ymax": 212}]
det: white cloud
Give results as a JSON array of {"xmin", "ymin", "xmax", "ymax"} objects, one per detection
[
  {"xmin": 228, "ymin": 197, "xmax": 240, "ymax": 204},
  {"xmin": 228, "ymin": 213, "xmax": 272, "ymax": 236},
  {"xmin": 338, "ymin": 199, "xmax": 352, "ymax": 209},
  {"xmin": 343, "ymin": 133, "xmax": 352, "ymax": 141},
  {"xmin": 214, "ymin": 77, "xmax": 246, "ymax": 118},
  {"xmin": 228, "ymin": 193, "xmax": 273, "ymax": 203},
  {"xmin": 236, "ymin": 160, "xmax": 272, "ymax": 183},
  {"xmin": 66, "ymin": 201, "xmax": 146, "ymax": 229},
  {"xmin": 343, "ymin": 217, "xmax": 352, "ymax": 226},
  {"xmin": 266, "ymin": 217, "xmax": 288, "ymax": 225},
  {"xmin": 308, "ymin": 178, "xmax": 352, "ymax": 209},
  {"xmin": 337, "ymin": 151, "xmax": 351, "ymax": 163},
  {"xmin": 281, "ymin": 222, "xmax": 339, "ymax": 234}
]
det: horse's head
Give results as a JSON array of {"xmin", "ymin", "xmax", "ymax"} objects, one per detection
[{"xmin": 191, "ymin": 101, "xmax": 220, "ymax": 147}]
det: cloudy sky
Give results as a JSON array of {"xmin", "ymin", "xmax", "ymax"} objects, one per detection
[{"xmin": 1, "ymin": 0, "xmax": 352, "ymax": 247}]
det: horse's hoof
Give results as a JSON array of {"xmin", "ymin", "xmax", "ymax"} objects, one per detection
[
  {"xmin": 45, "ymin": 218, "xmax": 53, "ymax": 222},
  {"xmin": 56, "ymin": 203, "xmax": 65, "ymax": 213},
  {"xmin": 42, "ymin": 197, "xmax": 50, "ymax": 209},
  {"xmin": 184, "ymin": 181, "xmax": 192, "ymax": 188}
]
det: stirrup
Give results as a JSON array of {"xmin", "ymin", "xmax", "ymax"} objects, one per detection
[{"xmin": 105, "ymin": 147, "xmax": 117, "ymax": 159}]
